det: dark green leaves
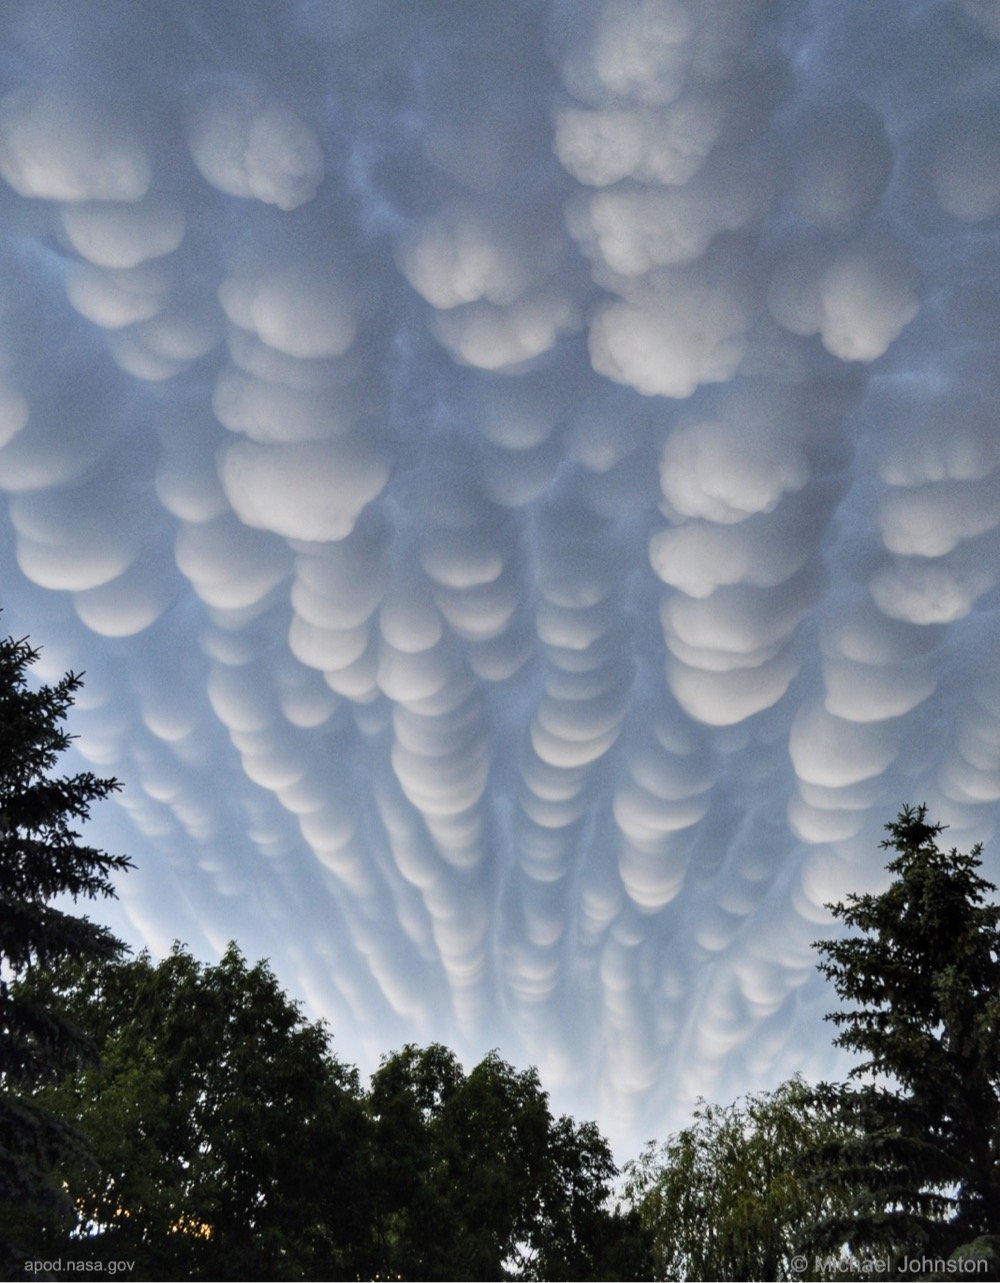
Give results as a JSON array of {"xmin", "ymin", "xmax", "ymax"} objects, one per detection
[
  {"xmin": 0, "ymin": 628, "xmax": 130, "ymax": 1271},
  {"xmin": 806, "ymin": 804, "xmax": 1000, "ymax": 1263},
  {"xmin": 368, "ymin": 1043, "xmax": 649, "ymax": 1281},
  {"xmin": 623, "ymin": 1077, "xmax": 854, "ymax": 1281}
]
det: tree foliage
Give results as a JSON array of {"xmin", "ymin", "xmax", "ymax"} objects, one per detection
[
  {"xmin": 21, "ymin": 944, "xmax": 370, "ymax": 1280},
  {"xmin": 368, "ymin": 1042, "xmax": 650, "ymax": 1281},
  {"xmin": 804, "ymin": 804, "xmax": 1000, "ymax": 1266},
  {"xmin": 0, "ymin": 630, "xmax": 131, "ymax": 1270},
  {"xmin": 19, "ymin": 951, "xmax": 648, "ymax": 1280},
  {"xmin": 624, "ymin": 1076, "xmax": 855, "ymax": 1280}
]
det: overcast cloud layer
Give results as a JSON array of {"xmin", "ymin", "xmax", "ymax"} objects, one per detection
[{"xmin": 1, "ymin": 0, "xmax": 998, "ymax": 1147}]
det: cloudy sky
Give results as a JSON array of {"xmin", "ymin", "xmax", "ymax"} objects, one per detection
[{"xmin": 1, "ymin": 0, "xmax": 999, "ymax": 1149}]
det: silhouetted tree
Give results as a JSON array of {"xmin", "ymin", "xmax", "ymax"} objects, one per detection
[
  {"xmin": 0, "ymin": 628, "xmax": 130, "ymax": 1270},
  {"xmin": 368, "ymin": 1043, "xmax": 651, "ymax": 1280},
  {"xmin": 23, "ymin": 963, "xmax": 649, "ymax": 1281},
  {"xmin": 623, "ymin": 1077, "xmax": 855, "ymax": 1280},
  {"xmin": 805, "ymin": 804, "xmax": 1000, "ymax": 1269},
  {"xmin": 22, "ymin": 944, "xmax": 371, "ymax": 1281}
]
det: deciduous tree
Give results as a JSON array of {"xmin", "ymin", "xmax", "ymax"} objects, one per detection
[
  {"xmin": 368, "ymin": 1043, "xmax": 650, "ymax": 1280},
  {"xmin": 22, "ymin": 944, "xmax": 371, "ymax": 1281},
  {"xmin": 623, "ymin": 1076, "xmax": 854, "ymax": 1280}
]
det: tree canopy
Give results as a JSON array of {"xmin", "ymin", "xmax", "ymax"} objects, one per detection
[
  {"xmin": 0, "ymin": 630, "xmax": 131, "ymax": 1270},
  {"xmin": 21, "ymin": 944, "xmax": 370, "ymax": 1280},
  {"xmin": 19, "ymin": 947, "xmax": 649, "ymax": 1280},
  {"xmin": 368, "ymin": 1042, "xmax": 650, "ymax": 1280},
  {"xmin": 623, "ymin": 1076, "xmax": 855, "ymax": 1281},
  {"xmin": 804, "ymin": 804, "xmax": 1000, "ymax": 1268}
]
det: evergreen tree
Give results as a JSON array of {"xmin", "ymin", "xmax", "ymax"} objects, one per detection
[
  {"xmin": 806, "ymin": 804, "xmax": 1000, "ymax": 1266},
  {"xmin": 0, "ymin": 629, "xmax": 131, "ymax": 1268}
]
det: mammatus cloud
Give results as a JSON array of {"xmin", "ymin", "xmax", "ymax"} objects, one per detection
[
  {"xmin": 0, "ymin": 0, "xmax": 997, "ymax": 1146},
  {"xmin": 187, "ymin": 82, "xmax": 325, "ymax": 212},
  {"xmin": 0, "ymin": 86, "xmax": 151, "ymax": 203}
]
